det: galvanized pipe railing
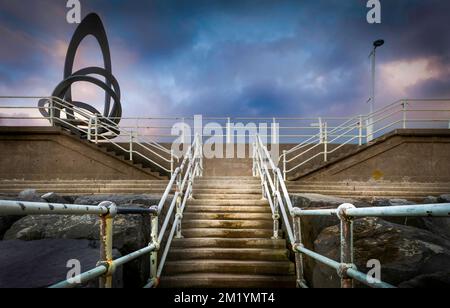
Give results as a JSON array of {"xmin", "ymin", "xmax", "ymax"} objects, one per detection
[
  {"xmin": 281, "ymin": 98, "xmax": 450, "ymax": 179},
  {"xmin": 291, "ymin": 203, "xmax": 450, "ymax": 288},
  {"xmin": 253, "ymin": 135, "xmax": 307, "ymax": 288},
  {"xmin": 254, "ymin": 135, "xmax": 450, "ymax": 288},
  {"xmin": 0, "ymin": 199, "xmax": 159, "ymax": 288},
  {"xmin": 0, "ymin": 96, "xmax": 177, "ymax": 177},
  {"xmin": 0, "ymin": 134, "xmax": 202, "ymax": 289}
]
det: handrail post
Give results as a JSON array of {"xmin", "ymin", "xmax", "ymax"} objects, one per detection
[
  {"xmin": 402, "ymin": 100, "xmax": 408, "ymax": 129},
  {"xmin": 149, "ymin": 211, "xmax": 159, "ymax": 287},
  {"xmin": 98, "ymin": 202, "xmax": 117, "ymax": 288},
  {"xmin": 226, "ymin": 117, "xmax": 231, "ymax": 144},
  {"xmin": 272, "ymin": 171, "xmax": 280, "ymax": 240},
  {"xmin": 252, "ymin": 143, "xmax": 257, "ymax": 177},
  {"xmin": 283, "ymin": 150, "xmax": 287, "ymax": 181},
  {"xmin": 318, "ymin": 117, "xmax": 323, "ymax": 145},
  {"xmin": 323, "ymin": 122, "xmax": 328, "ymax": 162},
  {"xmin": 188, "ymin": 155, "xmax": 194, "ymax": 200},
  {"xmin": 337, "ymin": 204, "xmax": 355, "ymax": 288},
  {"xmin": 170, "ymin": 150, "xmax": 174, "ymax": 177},
  {"xmin": 200, "ymin": 137, "xmax": 204, "ymax": 177},
  {"xmin": 293, "ymin": 216, "xmax": 306, "ymax": 288},
  {"xmin": 87, "ymin": 117, "xmax": 92, "ymax": 142},
  {"xmin": 94, "ymin": 115, "xmax": 99, "ymax": 144},
  {"xmin": 358, "ymin": 115, "xmax": 363, "ymax": 146},
  {"xmin": 175, "ymin": 164, "xmax": 184, "ymax": 239},
  {"xmin": 129, "ymin": 131, "xmax": 134, "ymax": 161},
  {"xmin": 49, "ymin": 99, "xmax": 54, "ymax": 127}
]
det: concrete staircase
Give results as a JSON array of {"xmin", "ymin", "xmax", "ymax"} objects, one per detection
[{"xmin": 160, "ymin": 176, "xmax": 296, "ymax": 288}]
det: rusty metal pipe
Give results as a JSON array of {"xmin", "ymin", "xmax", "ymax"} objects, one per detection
[{"xmin": 0, "ymin": 200, "xmax": 110, "ymax": 216}]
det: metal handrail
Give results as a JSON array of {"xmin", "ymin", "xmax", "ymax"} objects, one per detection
[
  {"xmin": 253, "ymin": 135, "xmax": 450, "ymax": 288},
  {"xmin": 0, "ymin": 134, "xmax": 203, "ymax": 289},
  {"xmin": 0, "ymin": 96, "xmax": 176, "ymax": 176},
  {"xmin": 281, "ymin": 98, "xmax": 450, "ymax": 179}
]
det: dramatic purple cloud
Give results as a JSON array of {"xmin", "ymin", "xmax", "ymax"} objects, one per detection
[{"xmin": 0, "ymin": 0, "xmax": 449, "ymax": 118}]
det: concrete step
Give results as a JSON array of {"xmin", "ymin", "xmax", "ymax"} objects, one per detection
[
  {"xmin": 171, "ymin": 238, "xmax": 286, "ymax": 249},
  {"xmin": 182, "ymin": 228, "xmax": 277, "ymax": 238},
  {"xmin": 0, "ymin": 180, "xmax": 168, "ymax": 184},
  {"xmin": 163, "ymin": 260, "xmax": 295, "ymax": 276},
  {"xmin": 187, "ymin": 199, "xmax": 268, "ymax": 206},
  {"xmin": 286, "ymin": 190, "xmax": 449, "ymax": 197},
  {"xmin": 194, "ymin": 188, "xmax": 262, "ymax": 194},
  {"xmin": 183, "ymin": 212, "xmax": 273, "ymax": 221},
  {"xmin": 287, "ymin": 181, "xmax": 450, "ymax": 188},
  {"xmin": 185, "ymin": 206, "xmax": 271, "ymax": 213},
  {"xmin": 167, "ymin": 248, "xmax": 289, "ymax": 261},
  {"xmin": 193, "ymin": 194, "xmax": 262, "ymax": 200},
  {"xmin": 0, "ymin": 188, "xmax": 170, "ymax": 195},
  {"xmin": 196, "ymin": 179, "xmax": 260, "ymax": 184},
  {"xmin": 287, "ymin": 185, "xmax": 450, "ymax": 192},
  {"xmin": 196, "ymin": 176, "xmax": 256, "ymax": 180},
  {"xmin": 159, "ymin": 273, "xmax": 296, "ymax": 288},
  {"xmin": 182, "ymin": 220, "xmax": 273, "ymax": 229}
]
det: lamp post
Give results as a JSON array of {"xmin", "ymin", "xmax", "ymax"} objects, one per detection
[{"xmin": 367, "ymin": 39, "xmax": 384, "ymax": 142}]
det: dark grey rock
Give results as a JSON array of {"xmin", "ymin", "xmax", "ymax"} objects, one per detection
[
  {"xmin": 41, "ymin": 192, "xmax": 71, "ymax": 204},
  {"xmin": 421, "ymin": 218, "xmax": 450, "ymax": 241},
  {"xmin": 372, "ymin": 198, "xmax": 414, "ymax": 207},
  {"xmin": 423, "ymin": 196, "xmax": 439, "ymax": 204},
  {"xmin": 438, "ymin": 195, "xmax": 450, "ymax": 203},
  {"xmin": 399, "ymin": 271, "xmax": 450, "ymax": 288},
  {"xmin": 371, "ymin": 198, "xmax": 450, "ymax": 239},
  {"xmin": 0, "ymin": 239, "xmax": 122, "ymax": 288},
  {"xmin": 0, "ymin": 216, "xmax": 22, "ymax": 240},
  {"xmin": 4, "ymin": 194, "xmax": 170, "ymax": 287},
  {"xmin": 74, "ymin": 194, "xmax": 162, "ymax": 207},
  {"xmin": 289, "ymin": 193, "xmax": 369, "ymax": 286},
  {"xmin": 313, "ymin": 217, "xmax": 450, "ymax": 288},
  {"xmin": 18, "ymin": 189, "xmax": 45, "ymax": 202}
]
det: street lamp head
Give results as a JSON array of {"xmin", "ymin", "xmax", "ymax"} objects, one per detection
[{"xmin": 373, "ymin": 39, "xmax": 385, "ymax": 48}]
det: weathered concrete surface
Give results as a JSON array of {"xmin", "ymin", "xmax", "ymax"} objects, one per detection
[
  {"xmin": 0, "ymin": 239, "xmax": 122, "ymax": 288},
  {"xmin": 0, "ymin": 127, "xmax": 162, "ymax": 181},
  {"xmin": 294, "ymin": 129, "xmax": 450, "ymax": 183},
  {"xmin": 313, "ymin": 217, "xmax": 450, "ymax": 288}
]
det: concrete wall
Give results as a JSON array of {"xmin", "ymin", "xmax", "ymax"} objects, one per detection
[
  {"xmin": 300, "ymin": 129, "xmax": 450, "ymax": 183},
  {"xmin": 0, "ymin": 127, "xmax": 161, "ymax": 181}
]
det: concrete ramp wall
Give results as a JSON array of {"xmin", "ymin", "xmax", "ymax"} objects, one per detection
[
  {"xmin": 298, "ymin": 129, "xmax": 450, "ymax": 183},
  {"xmin": 0, "ymin": 127, "xmax": 162, "ymax": 181}
]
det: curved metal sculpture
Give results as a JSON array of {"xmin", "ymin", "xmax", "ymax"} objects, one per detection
[{"xmin": 39, "ymin": 13, "xmax": 122, "ymax": 136}]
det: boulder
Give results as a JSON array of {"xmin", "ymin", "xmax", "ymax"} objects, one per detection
[
  {"xmin": 4, "ymin": 194, "xmax": 169, "ymax": 287},
  {"xmin": 423, "ymin": 196, "xmax": 439, "ymax": 204},
  {"xmin": 399, "ymin": 271, "xmax": 450, "ymax": 288},
  {"xmin": 372, "ymin": 198, "xmax": 414, "ymax": 207},
  {"xmin": 41, "ymin": 192, "xmax": 72, "ymax": 204},
  {"xmin": 0, "ymin": 239, "xmax": 122, "ymax": 288},
  {"xmin": 18, "ymin": 189, "xmax": 45, "ymax": 202},
  {"xmin": 438, "ymin": 195, "xmax": 450, "ymax": 203},
  {"xmin": 0, "ymin": 216, "xmax": 22, "ymax": 240},
  {"xmin": 371, "ymin": 198, "xmax": 450, "ymax": 240},
  {"xmin": 420, "ymin": 218, "xmax": 450, "ymax": 241},
  {"xmin": 371, "ymin": 198, "xmax": 425, "ymax": 228},
  {"xmin": 289, "ymin": 193, "xmax": 369, "ymax": 286},
  {"xmin": 313, "ymin": 217, "xmax": 450, "ymax": 288},
  {"xmin": 0, "ymin": 194, "xmax": 27, "ymax": 240},
  {"xmin": 74, "ymin": 194, "xmax": 162, "ymax": 207}
]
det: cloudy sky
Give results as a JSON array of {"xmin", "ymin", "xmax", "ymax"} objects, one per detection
[{"xmin": 0, "ymin": 0, "xmax": 449, "ymax": 118}]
